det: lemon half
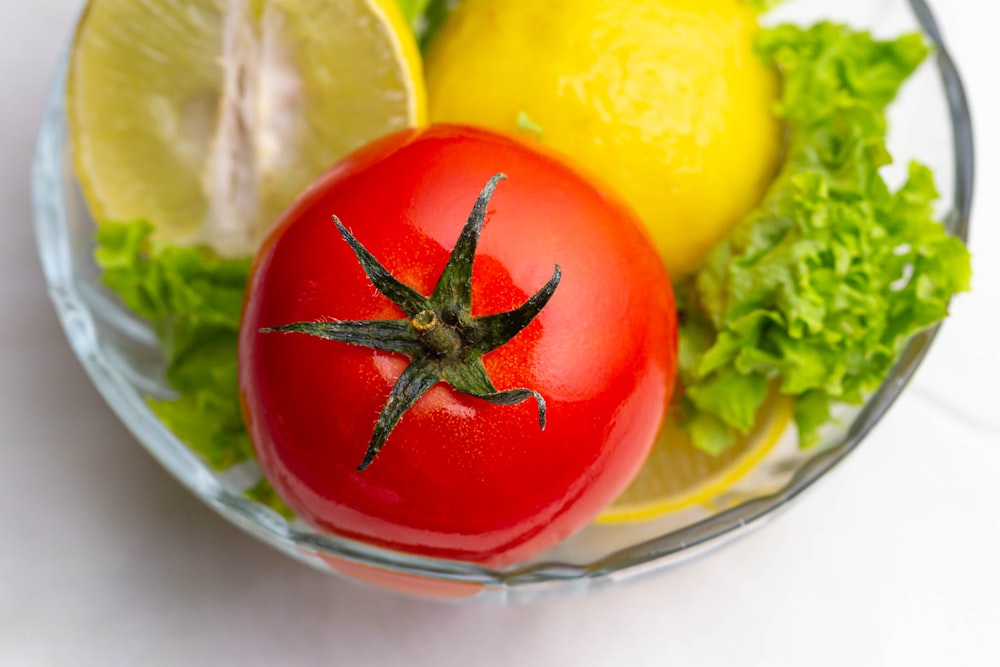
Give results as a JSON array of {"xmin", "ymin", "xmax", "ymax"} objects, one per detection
[
  {"xmin": 69, "ymin": 0, "xmax": 426, "ymax": 257},
  {"xmin": 598, "ymin": 393, "xmax": 793, "ymax": 524}
]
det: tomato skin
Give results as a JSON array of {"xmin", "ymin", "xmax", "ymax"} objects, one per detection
[{"xmin": 239, "ymin": 125, "xmax": 677, "ymax": 568}]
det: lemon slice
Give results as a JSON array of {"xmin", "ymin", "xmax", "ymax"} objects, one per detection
[
  {"xmin": 68, "ymin": 0, "xmax": 425, "ymax": 258},
  {"xmin": 598, "ymin": 393, "xmax": 794, "ymax": 524}
]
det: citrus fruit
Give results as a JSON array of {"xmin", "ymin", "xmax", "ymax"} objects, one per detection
[
  {"xmin": 424, "ymin": 0, "xmax": 782, "ymax": 276},
  {"xmin": 68, "ymin": 0, "xmax": 426, "ymax": 258},
  {"xmin": 598, "ymin": 391, "xmax": 793, "ymax": 524}
]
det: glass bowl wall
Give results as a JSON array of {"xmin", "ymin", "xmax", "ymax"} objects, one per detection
[{"xmin": 33, "ymin": 0, "xmax": 972, "ymax": 603}]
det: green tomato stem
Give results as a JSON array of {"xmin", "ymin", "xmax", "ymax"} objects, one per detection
[{"xmin": 261, "ymin": 173, "xmax": 561, "ymax": 471}]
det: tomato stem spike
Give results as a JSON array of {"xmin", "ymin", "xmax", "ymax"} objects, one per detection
[
  {"xmin": 471, "ymin": 265, "xmax": 562, "ymax": 353},
  {"xmin": 263, "ymin": 174, "xmax": 560, "ymax": 470},
  {"xmin": 361, "ymin": 358, "xmax": 440, "ymax": 471},
  {"xmin": 333, "ymin": 216, "xmax": 429, "ymax": 317},
  {"xmin": 261, "ymin": 319, "xmax": 423, "ymax": 355},
  {"xmin": 444, "ymin": 359, "xmax": 548, "ymax": 429},
  {"xmin": 430, "ymin": 173, "xmax": 506, "ymax": 310}
]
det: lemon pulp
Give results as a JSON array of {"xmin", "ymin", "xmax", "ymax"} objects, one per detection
[{"xmin": 69, "ymin": 0, "xmax": 426, "ymax": 257}]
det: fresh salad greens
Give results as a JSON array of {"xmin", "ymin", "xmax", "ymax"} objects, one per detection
[
  {"xmin": 744, "ymin": 0, "xmax": 788, "ymax": 13},
  {"xmin": 678, "ymin": 23, "xmax": 971, "ymax": 452},
  {"xmin": 96, "ymin": 221, "xmax": 253, "ymax": 469},
  {"xmin": 394, "ymin": 0, "xmax": 433, "ymax": 30},
  {"xmin": 94, "ymin": 20, "xmax": 970, "ymax": 470},
  {"xmin": 396, "ymin": 0, "xmax": 456, "ymax": 49}
]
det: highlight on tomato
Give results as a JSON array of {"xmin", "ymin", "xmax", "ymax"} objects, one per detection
[{"xmin": 239, "ymin": 125, "xmax": 678, "ymax": 568}]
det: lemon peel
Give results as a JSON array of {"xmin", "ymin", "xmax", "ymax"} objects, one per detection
[{"xmin": 598, "ymin": 393, "xmax": 793, "ymax": 524}]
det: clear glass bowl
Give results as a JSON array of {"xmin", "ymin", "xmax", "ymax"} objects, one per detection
[{"xmin": 32, "ymin": 0, "xmax": 972, "ymax": 603}]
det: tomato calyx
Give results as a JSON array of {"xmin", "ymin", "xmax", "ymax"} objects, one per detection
[{"xmin": 261, "ymin": 173, "xmax": 562, "ymax": 471}]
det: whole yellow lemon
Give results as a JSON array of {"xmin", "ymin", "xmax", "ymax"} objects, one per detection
[{"xmin": 425, "ymin": 0, "xmax": 782, "ymax": 276}]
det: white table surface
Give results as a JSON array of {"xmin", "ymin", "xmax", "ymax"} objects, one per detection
[{"xmin": 2, "ymin": 1, "xmax": 998, "ymax": 665}]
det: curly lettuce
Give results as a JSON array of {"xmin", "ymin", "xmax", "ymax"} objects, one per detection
[
  {"xmin": 394, "ymin": 0, "xmax": 457, "ymax": 49},
  {"xmin": 95, "ymin": 221, "xmax": 253, "ymax": 470},
  {"xmin": 678, "ymin": 23, "xmax": 972, "ymax": 453}
]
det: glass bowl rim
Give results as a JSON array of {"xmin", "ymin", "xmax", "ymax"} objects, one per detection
[{"xmin": 31, "ymin": 0, "xmax": 974, "ymax": 597}]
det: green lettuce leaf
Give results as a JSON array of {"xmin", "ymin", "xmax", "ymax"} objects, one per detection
[
  {"xmin": 245, "ymin": 478, "xmax": 296, "ymax": 519},
  {"xmin": 395, "ymin": 0, "xmax": 457, "ymax": 49},
  {"xmin": 394, "ymin": 0, "xmax": 432, "ymax": 29},
  {"xmin": 743, "ymin": 0, "xmax": 787, "ymax": 12},
  {"xmin": 679, "ymin": 23, "xmax": 972, "ymax": 451},
  {"xmin": 95, "ymin": 221, "xmax": 253, "ymax": 470}
]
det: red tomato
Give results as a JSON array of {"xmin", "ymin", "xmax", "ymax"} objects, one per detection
[{"xmin": 239, "ymin": 125, "xmax": 677, "ymax": 568}]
